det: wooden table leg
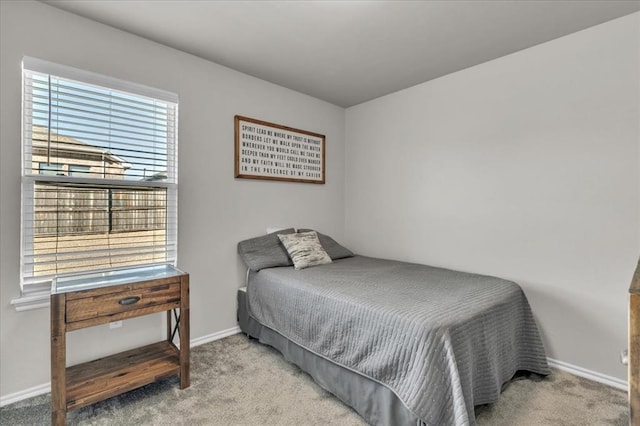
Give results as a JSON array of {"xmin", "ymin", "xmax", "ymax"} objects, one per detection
[
  {"xmin": 51, "ymin": 294, "xmax": 66, "ymax": 426},
  {"xmin": 179, "ymin": 275, "xmax": 190, "ymax": 389},
  {"xmin": 166, "ymin": 310, "xmax": 172, "ymax": 343}
]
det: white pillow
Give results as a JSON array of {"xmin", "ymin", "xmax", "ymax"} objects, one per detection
[{"xmin": 278, "ymin": 231, "xmax": 332, "ymax": 270}]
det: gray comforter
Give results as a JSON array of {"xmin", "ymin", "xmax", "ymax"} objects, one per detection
[{"xmin": 247, "ymin": 256, "xmax": 550, "ymax": 426}]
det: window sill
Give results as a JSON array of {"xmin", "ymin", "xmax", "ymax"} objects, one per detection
[{"xmin": 10, "ymin": 290, "xmax": 51, "ymax": 311}]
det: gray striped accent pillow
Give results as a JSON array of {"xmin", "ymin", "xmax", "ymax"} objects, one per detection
[{"xmin": 278, "ymin": 231, "xmax": 332, "ymax": 270}]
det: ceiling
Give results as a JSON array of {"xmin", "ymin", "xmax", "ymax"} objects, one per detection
[{"xmin": 42, "ymin": 1, "xmax": 640, "ymax": 108}]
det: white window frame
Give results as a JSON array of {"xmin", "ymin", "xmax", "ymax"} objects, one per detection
[{"xmin": 12, "ymin": 57, "xmax": 179, "ymax": 311}]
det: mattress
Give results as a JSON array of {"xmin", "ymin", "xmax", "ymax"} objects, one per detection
[{"xmin": 242, "ymin": 255, "xmax": 550, "ymax": 425}]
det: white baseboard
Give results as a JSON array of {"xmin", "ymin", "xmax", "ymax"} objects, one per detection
[
  {"xmin": 190, "ymin": 325, "xmax": 242, "ymax": 347},
  {"xmin": 0, "ymin": 382, "xmax": 51, "ymax": 408},
  {"xmin": 547, "ymin": 357, "xmax": 628, "ymax": 391},
  {"xmin": 0, "ymin": 325, "xmax": 242, "ymax": 408}
]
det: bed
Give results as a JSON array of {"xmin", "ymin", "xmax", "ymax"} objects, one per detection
[{"xmin": 237, "ymin": 230, "xmax": 550, "ymax": 426}]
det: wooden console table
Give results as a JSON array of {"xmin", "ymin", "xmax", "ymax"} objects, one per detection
[
  {"xmin": 50, "ymin": 265, "xmax": 189, "ymax": 426},
  {"xmin": 630, "ymin": 258, "xmax": 639, "ymax": 425}
]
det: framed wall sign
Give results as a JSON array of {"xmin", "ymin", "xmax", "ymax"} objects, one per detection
[{"xmin": 234, "ymin": 115, "xmax": 325, "ymax": 184}]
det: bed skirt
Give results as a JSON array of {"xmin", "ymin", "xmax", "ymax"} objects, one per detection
[{"xmin": 237, "ymin": 287, "xmax": 422, "ymax": 426}]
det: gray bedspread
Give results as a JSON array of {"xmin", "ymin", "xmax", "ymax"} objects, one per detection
[{"xmin": 247, "ymin": 256, "xmax": 550, "ymax": 426}]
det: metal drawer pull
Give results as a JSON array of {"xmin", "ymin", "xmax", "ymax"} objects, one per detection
[{"xmin": 118, "ymin": 296, "xmax": 140, "ymax": 306}]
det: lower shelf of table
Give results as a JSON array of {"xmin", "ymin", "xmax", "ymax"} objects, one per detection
[{"xmin": 65, "ymin": 340, "xmax": 181, "ymax": 411}]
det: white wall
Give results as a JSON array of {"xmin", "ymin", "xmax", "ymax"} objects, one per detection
[
  {"xmin": 345, "ymin": 13, "xmax": 639, "ymax": 381},
  {"xmin": 0, "ymin": 1, "xmax": 345, "ymax": 398}
]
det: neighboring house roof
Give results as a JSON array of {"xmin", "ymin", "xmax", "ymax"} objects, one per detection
[
  {"xmin": 31, "ymin": 126, "xmax": 131, "ymax": 169},
  {"xmin": 143, "ymin": 171, "xmax": 167, "ymax": 181}
]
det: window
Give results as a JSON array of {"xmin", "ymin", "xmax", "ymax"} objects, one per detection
[
  {"xmin": 39, "ymin": 162, "xmax": 63, "ymax": 175},
  {"xmin": 21, "ymin": 57, "xmax": 178, "ymax": 292},
  {"xmin": 68, "ymin": 165, "xmax": 91, "ymax": 177}
]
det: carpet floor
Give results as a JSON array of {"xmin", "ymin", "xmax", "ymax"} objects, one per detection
[{"xmin": 0, "ymin": 333, "xmax": 629, "ymax": 425}]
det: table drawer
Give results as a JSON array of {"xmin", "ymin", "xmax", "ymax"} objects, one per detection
[{"xmin": 66, "ymin": 282, "xmax": 180, "ymax": 323}]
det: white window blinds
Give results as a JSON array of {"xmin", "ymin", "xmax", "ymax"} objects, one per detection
[{"xmin": 21, "ymin": 57, "xmax": 178, "ymax": 290}]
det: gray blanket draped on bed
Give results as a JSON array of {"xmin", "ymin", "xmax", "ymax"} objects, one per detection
[{"xmin": 247, "ymin": 256, "xmax": 550, "ymax": 426}]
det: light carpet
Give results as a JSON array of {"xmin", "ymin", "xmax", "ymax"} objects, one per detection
[{"xmin": 0, "ymin": 333, "xmax": 628, "ymax": 425}]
